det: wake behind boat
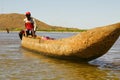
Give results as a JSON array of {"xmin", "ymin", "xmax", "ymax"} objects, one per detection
[{"xmin": 21, "ymin": 23, "xmax": 120, "ymax": 61}]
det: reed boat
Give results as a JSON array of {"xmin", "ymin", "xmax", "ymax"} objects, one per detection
[{"xmin": 21, "ymin": 23, "xmax": 120, "ymax": 61}]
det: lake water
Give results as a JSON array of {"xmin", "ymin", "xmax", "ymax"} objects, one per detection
[{"xmin": 0, "ymin": 32, "xmax": 120, "ymax": 80}]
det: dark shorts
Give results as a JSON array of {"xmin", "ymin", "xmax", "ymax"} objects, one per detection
[{"xmin": 26, "ymin": 29, "xmax": 33, "ymax": 36}]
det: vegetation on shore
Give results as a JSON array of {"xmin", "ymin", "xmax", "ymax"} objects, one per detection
[{"xmin": 0, "ymin": 13, "xmax": 86, "ymax": 32}]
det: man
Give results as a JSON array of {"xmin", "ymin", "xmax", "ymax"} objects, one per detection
[{"xmin": 24, "ymin": 11, "xmax": 36, "ymax": 37}]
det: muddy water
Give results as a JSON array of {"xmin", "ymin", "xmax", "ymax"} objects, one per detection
[{"xmin": 0, "ymin": 32, "xmax": 120, "ymax": 80}]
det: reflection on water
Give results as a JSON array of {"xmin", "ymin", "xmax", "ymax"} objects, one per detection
[
  {"xmin": 90, "ymin": 38, "xmax": 120, "ymax": 70},
  {"xmin": 21, "ymin": 49, "xmax": 119, "ymax": 80},
  {"xmin": 0, "ymin": 32, "xmax": 120, "ymax": 80}
]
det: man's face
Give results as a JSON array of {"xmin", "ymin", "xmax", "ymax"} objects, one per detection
[{"xmin": 26, "ymin": 14, "xmax": 31, "ymax": 18}]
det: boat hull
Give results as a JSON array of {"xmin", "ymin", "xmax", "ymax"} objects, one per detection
[{"xmin": 21, "ymin": 23, "xmax": 120, "ymax": 61}]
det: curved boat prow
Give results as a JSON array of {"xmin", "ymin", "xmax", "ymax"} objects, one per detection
[
  {"xmin": 70, "ymin": 23, "xmax": 120, "ymax": 60},
  {"xmin": 21, "ymin": 23, "xmax": 120, "ymax": 61}
]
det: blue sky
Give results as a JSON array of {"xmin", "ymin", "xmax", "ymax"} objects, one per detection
[{"xmin": 0, "ymin": 0, "xmax": 120, "ymax": 29}]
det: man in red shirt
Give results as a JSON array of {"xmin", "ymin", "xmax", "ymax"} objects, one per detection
[{"xmin": 24, "ymin": 11, "xmax": 36, "ymax": 37}]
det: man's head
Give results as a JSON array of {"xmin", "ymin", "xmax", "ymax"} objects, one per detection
[{"xmin": 25, "ymin": 11, "xmax": 31, "ymax": 17}]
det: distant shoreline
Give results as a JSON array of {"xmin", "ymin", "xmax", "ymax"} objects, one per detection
[
  {"xmin": 0, "ymin": 30, "xmax": 87, "ymax": 32},
  {"xmin": 0, "ymin": 13, "xmax": 86, "ymax": 32}
]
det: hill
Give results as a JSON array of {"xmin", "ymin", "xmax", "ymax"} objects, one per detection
[{"xmin": 0, "ymin": 13, "xmax": 82, "ymax": 31}]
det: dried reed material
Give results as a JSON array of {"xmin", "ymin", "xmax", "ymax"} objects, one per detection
[{"xmin": 21, "ymin": 23, "xmax": 120, "ymax": 61}]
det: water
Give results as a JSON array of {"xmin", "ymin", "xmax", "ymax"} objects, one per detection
[{"xmin": 0, "ymin": 32, "xmax": 120, "ymax": 80}]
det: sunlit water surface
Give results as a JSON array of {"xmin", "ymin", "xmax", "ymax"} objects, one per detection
[{"xmin": 0, "ymin": 32, "xmax": 120, "ymax": 80}]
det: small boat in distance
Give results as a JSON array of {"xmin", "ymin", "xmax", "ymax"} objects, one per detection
[{"xmin": 21, "ymin": 23, "xmax": 120, "ymax": 61}]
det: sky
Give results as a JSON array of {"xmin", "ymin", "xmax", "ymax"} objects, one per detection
[{"xmin": 0, "ymin": 0, "xmax": 120, "ymax": 29}]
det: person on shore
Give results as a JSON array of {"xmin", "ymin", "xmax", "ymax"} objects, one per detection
[
  {"xmin": 6, "ymin": 28, "xmax": 9, "ymax": 33},
  {"xmin": 24, "ymin": 11, "xmax": 36, "ymax": 37}
]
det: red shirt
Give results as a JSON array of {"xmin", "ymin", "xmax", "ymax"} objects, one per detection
[
  {"xmin": 24, "ymin": 18, "xmax": 35, "ymax": 30},
  {"xmin": 25, "ymin": 22, "xmax": 34, "ymax": 30}
]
